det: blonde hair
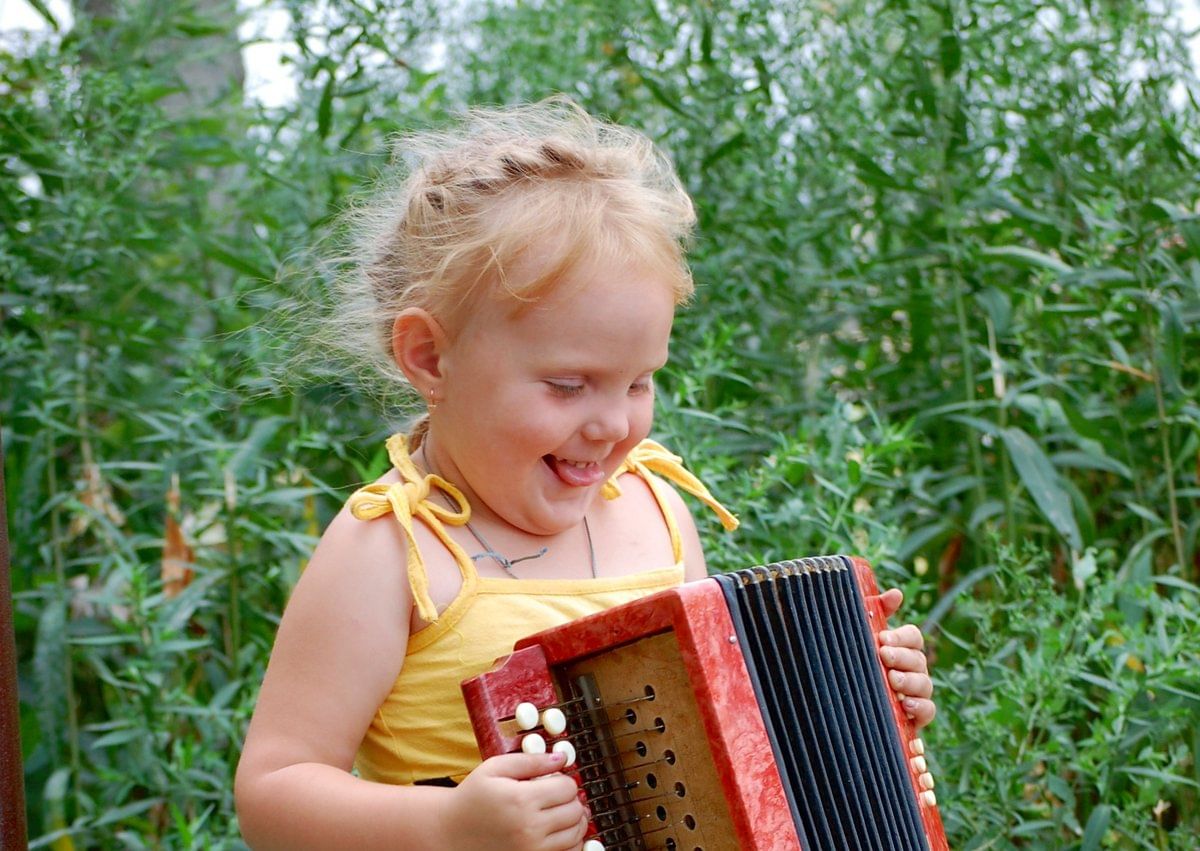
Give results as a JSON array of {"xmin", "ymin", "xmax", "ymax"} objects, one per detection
[{"xmin": 326, "ymin": 96, "xmax": 695, "ymax": 406}]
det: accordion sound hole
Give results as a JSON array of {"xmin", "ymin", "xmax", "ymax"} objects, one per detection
[{"xmin": 560, "ymin": 632, "xmax": 735, "ymax": 851}]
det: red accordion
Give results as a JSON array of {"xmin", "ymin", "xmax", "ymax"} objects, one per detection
[{"xmin": 462, "ymin": 556, "xmax": 949, "ymax": 851}]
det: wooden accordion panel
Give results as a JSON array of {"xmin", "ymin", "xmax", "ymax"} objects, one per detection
[{"xmin": 461, "ymin": 556, "xmax": 949, "ymax": 851}]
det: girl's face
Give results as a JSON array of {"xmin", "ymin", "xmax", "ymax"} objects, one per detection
[{"xmin": 427, "ymin": 253, "xmax": 676, "ymax": 537}]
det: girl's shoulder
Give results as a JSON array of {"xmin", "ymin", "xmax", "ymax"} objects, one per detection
[
  {"xmin": 591, "ymin": 460, "xmax": 708, "ymax": 581},
  {"xmin": 308, "ymin": 478, "xmax": 413, "ymax": 603}
]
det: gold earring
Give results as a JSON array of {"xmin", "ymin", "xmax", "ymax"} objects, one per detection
[{"xmin": 427, "ymin": 389, "xmax": 439, "ymax": 414}]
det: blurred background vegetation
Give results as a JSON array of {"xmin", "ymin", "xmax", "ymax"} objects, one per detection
[{"xmin": 3, "ymin": 0, "xmax": 1198, "ymax": 847}]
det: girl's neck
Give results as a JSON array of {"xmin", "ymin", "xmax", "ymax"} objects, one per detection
[{"xmin": 413, "ymin": 435, "xmax": 599, "ymax": 580}]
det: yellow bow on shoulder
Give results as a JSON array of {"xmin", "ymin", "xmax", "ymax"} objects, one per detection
[{"xmin": 346, "ymin": 434, "xmax": 472, "ymax": 624}]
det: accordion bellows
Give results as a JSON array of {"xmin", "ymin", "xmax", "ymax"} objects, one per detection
[{"xmin": 462, "ymin": 556, "xmax": 949, "ymax": 851}]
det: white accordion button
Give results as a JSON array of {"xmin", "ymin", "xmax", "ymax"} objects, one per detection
[
  {"xmin": 909, "ymin": 737, "xmax": 925, "ymax": 756},
  {"xmin": 552, "ymin": 739, "xmax": 577, "ymax": 767},
  {"xmin": 921, "ymin": 790, "xmax": 937, "ymax": 807},
  {"xmin": 583, "ymin": 840, "xmax": 605, "ymax": 851},
  {"xmin": 910, "ymin": 755, "xmax": 927, "ymax": 773},
  {"xmin": 541, "ymin": 707, "xmax": 567, "ymax": 736},
  {"xmin": 521, "ymin": 733, "xmax": 547, "ymax": 754},
  {"xmin": 919, "ymin": 772, "xmax": 936, "ymax": 790},
  {"xmin": 514, "ymin": 702, "xmax": 539, "ymax": 731}
]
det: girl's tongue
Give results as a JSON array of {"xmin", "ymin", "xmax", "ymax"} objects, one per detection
[{"xmin": 545, "ymin": 455, "xmax": 607, "ymax": 487}]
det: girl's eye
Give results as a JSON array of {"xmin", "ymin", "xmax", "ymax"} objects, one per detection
[
  {"xmin": 547, "ymin": 382, "xmax": 585, "ymax": 398},
  {"xmin": 629, "ymin": 379, "xmax": 654, "ymax": 396}
]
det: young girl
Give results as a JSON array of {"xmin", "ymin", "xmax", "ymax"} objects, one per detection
[{"xmin": 235, "ymin": 98, "xmax": 935, "ymax": 850}]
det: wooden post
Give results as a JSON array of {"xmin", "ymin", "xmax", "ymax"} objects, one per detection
[{"xmin": 0, "ymin": 429, "xmax": 28, "ymax": 848}]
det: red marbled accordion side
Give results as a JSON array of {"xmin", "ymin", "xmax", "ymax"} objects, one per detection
[{"xmin": 461, "ymin": 560, "xmax": 949, "ymax": 851}]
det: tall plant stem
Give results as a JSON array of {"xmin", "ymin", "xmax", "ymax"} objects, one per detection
[
  {"xmin": 947, "ymin": 258, "xmax": 987, "ymax": 507},
  {"xmin": 934, "ymin": 0, "xmax": 989, "ymax": 554},
  {"xmin": 1150, "ymin": 336, "xmax": 1186, "ymax": 577},
  {"xmin": 1136, "ymin": 217, "xmax": 1187, "ymax": 576},
  {"xmin": 224, "ymin": 468, "xmax": 242, "ymax": 679},
  {"xmin": 987, "ymin": 317, "xmax": 1016, "ymax": 544},
  {"xmin": 45, "ymin": 435, "xmax": 81, "ymax": 804}
]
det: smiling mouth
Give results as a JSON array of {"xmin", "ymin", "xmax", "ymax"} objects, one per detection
[{"xmin": 544, "ymin": 454, "xmax": 607, "ymax": 487}]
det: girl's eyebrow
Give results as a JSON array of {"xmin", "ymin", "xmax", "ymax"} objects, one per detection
[{"xmin": 545, "ymin": 358, "xmax": 667, "ymax": 375}]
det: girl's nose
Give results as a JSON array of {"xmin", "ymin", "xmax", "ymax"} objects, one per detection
[{"xmin": 582, "ymin": 403, "xmax": 631, "ymax": 443}]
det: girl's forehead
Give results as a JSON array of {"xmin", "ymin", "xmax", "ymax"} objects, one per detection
[
  {"xmin": 454, "ymin": 255, "xmax": 676, "ymax": 357},
  {"xmin": 510, "ymin": 258, "xmax": 676, "ymax": 325}
]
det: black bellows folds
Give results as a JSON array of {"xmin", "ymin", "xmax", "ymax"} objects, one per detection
[{"xmin": 714, "ymin": 557, "xmax": 930, "ymax": 851}]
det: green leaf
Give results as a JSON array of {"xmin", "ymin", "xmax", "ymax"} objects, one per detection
[
  {"xmin": 91, "ymin": 727, "xmax": 148, "ymax": 749},
  {"xmin": 1059, "ymin": 398, "xmax": 1104, "ymax": 441},
  {"xmin": 1157, "ymin": 298, "xmax": 1185, "ymax": 395},
  {"xmin": 947, "ymin": 414, "xmax": 1002, "ymax": 437},
  {"xmin": 34, "ymin": 599, "xmax": 67, "ymax": 755},
  {"xmin": 1151, "ymin": 198, "xmax": 1194, "ymax": 222},
  {"xmin": 199, "ymin": 238, "xmax": 273, "ymax": 280},
  {"xmin": 1010, "ymin": 819, "xmax": 1057, "ymax": 836},
  {"xmin": 1049, "ymin": 451, "xmax": 1132, "ymax": 480},
  {"xmin": 1152, "ymin": 575, "xmax": 1200, "ymax": 594},
  {"xmin": 92, "ymin": 797, "xmax": 165, "ymax": 827},
  {"xmin": 981, "ymin": 245, "xmax": 1072, "ymax": 275},
  {"xmin": 939, "ymin": 31, "xmax": 961, "ymax": 78},
  {"xmin": 1001, "ymin": 426, "xmax": 1082, "ymax": 550},
  {"xmin": 984, "ymin": 190, "xmax": 1060, "ymax": 227},
  {"xmin": 922, "ymin": 564, "xmax": 998, "ymax": 632},
  {"xmin": 968, "ymin": 499, "xmax": 1005, "ymax": 530},
  {"xmin": 1126, "ymin": 502, "xmax": 1163, "ymax": 524},
  {"xmin": 898, "ymin": 520, "xmax": 951, "ymax": 562},
  {"xmin": 1080, "ymin": 804, "xmax": 1110, "ymax": 851},
  {"xmin": 702, "ymin": 131, "xmax": 747, "ymax": 169},
  {"xmin": 317, "ymin": 73, "xmax": 335, "ymax": 141},
  {"xmin": 228, "ymin": 416, "xmax": 288, "ymax": 477},
  {"xmin": 1116, "ymin": 766, "xmax": 1200, "ymax": 789},
  {"xmin": 22, "ymin": 0, "xmax": 59, "ymax": 30},
  {"xmin": 975, "ymin": 287, "xmax": 1012, "ymax": 335},
  {"xmin": 850, "ymin": 149, "xmax": 906, "ymax": 190},
  {"xmin": 638, "ymin": 72, "xmax": 694, "ymax": 121}
]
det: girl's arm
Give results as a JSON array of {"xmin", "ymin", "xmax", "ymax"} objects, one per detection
[{"xmin": 234, "ymin": 507, "xmax": 586, "ymax": 850}]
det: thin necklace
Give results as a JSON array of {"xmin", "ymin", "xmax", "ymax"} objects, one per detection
[{"xmin": 419, "ymin": 446, "xmax": 598, "ymax": 580}]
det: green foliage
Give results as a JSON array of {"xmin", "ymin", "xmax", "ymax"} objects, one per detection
[
  {"xmin": 2, "ymin": 0, "xmax": 1198, "ymax": 846},
  {"xmin": 935, "ymin": 548, "xmax": 1200, "ymax": 849}
]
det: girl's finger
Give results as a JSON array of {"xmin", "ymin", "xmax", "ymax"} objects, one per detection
[
  {"xmin": 902, "ymin": 697, "xmax": 937, "ymax": 729},
  {"xmin": 879, "ymin": 588, "xmax": 904, "ymax": 618},
  {"xmin": 879, "ymin": 645, "xmax": 929, "ymax": 674},
  {"xmin": 539, "ymin": 802, "xmax": 589, "ymax": 849},
  {"xmin": 887, "ymin": 669, "xmax": 934, "ymax": 699},
  {"xmin": 482, "ymin": 751, "xmax": 568, "ymax": 781},
  {"xmin": 529, "ymin": 772, "xmax": 585, "ymax": 810},
  {"xmin": 879, "ymin": 623, "xmax": 924, "ymax": 650}
]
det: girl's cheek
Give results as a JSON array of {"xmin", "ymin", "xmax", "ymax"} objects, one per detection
[{"xmin": 633, "ymin": 406, "xmax": 656, "ymax": 440}]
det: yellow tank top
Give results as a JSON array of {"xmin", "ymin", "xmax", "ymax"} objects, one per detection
[{"xmin": 345, "ymin": 433, "xmax": 738, "ymax": 784}]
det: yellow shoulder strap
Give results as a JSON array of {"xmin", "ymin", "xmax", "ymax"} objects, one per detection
[
  {"xmin": 345, "ymin": 433, "xmax": 474, "ymax": 624},
  {"xmin": 602, "ymin": 439, "xmax": 739, "ymax": 559}
]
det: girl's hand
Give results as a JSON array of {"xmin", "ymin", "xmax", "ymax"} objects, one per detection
[
  {"xmin": 877, "ymin": 588, "xmax": 936, "ymax": 730},
  {"xmin": 444, "ymin": 752, "xmax": 589, "ymax": 851}
]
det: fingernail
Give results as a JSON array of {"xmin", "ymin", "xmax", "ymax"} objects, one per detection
[
  {"xmin": 889, "ymin": 670, "xmax": 905, "ymax": 688},
  {"xmin": 880, "ymin": 647, "xmax": 895, "ymax": 663},
  {"xmin": 550, "ymin": 751, "xmax": 566, "ymax": 763},
  {"xmin": 880, "ymin": 630, "xmax": 894, "ymax": 644},
  {"xmin": 904, "ymin": 698, "xmax": 920, "ymax": 711}
]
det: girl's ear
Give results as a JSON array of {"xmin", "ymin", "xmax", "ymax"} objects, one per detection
[{"xmin": 391, "ymin": 308, "xmax": 448, "ymax": 393}]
